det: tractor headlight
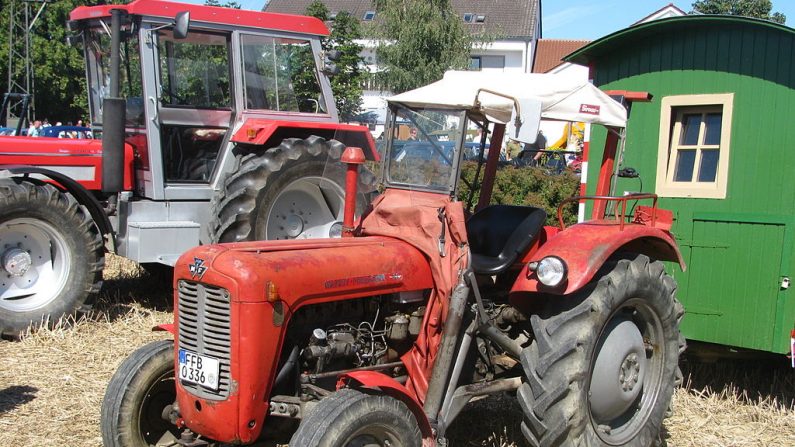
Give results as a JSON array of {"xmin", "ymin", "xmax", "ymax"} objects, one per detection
[{"xmin": 531, "ymin": 256, "xmax": 568, "ymax": 287}]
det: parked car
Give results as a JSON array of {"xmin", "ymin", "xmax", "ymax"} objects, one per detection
[{"xmin": 39, "ymin": 125, "xmax": 92, "ymax": 139}]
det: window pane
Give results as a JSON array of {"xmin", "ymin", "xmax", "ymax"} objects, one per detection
[
  {"xmin": 698, "ymin": 149, "xmax": 719, "ymax": 182},
  {"xmin": 679, "ymin": 114, "xmax": 701, "ymax": 145},
  {"xmin": 704, "ymin": 113, "xmax": 722, "ymax": 145},
  {"xmin": 469, "ymin": 57, "xmax": 481, "ymax": 71},
  {"xmin": 673, "ymin": 149, "xmax": 696, "ymax": 182},
  {"xmin": 241, "ymin": 35, "xmax": 327, "ymax": 113},
  {"xmin": 159, "ymin": 32, "xmax": 230, "ymax": 109}
]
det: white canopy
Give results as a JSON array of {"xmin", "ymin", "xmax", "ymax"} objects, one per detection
[{"xmin": 387, "ymin": 71, "xmax": 627, "ymax": 128}]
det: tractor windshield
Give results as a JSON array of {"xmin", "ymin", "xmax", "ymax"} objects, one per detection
[
  {"xmin": 384, "ymin": 105, "xmax": 465, "ymax": 193},
  {"xmin": 85, "ymin": 23, "xmax": 144, "ymax": 128}
]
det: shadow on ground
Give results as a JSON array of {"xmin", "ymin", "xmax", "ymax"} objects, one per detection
[{"xmin": 0, "ymin": 385, "xmax": 38, "ymax": 414}]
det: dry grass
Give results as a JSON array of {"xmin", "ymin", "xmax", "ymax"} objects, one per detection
[{"xmin": 1, "ymin": 255, "xmax": 794, "ymax": 446}]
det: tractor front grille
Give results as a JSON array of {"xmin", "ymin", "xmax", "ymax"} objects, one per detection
[{"xmin": 177, "ymin": 280, "xmax": 232, "ymax": 400}]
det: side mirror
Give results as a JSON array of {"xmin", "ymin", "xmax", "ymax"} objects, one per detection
[
  {"xmin": 173, "ymin": 11, "xmax": 190, "ymax": 39},
  {"xmin": 326, "ymin": 49, "xmax": 342, "ymax": 61},
  {"xmin": 507, "ymin": 97, "xmax": 542, "ymax": 144},
  {"xmin": 323, "ymin": 63, "xmax": 339, "ymax": 76},
  {"xmin": 66, "ymin": 34, "xmax": 83, "ymax": 47}
]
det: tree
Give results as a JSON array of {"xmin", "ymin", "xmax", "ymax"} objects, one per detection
[
  {"xmin": 304, "ymin": 0, "xmax": 365, "ymax": 121},
  {"xmin": 691, "ymin": 0, "xmax": 786, "ymax": 24},
  {"xmin": 369, "ymin": 0, "xmax": 476, "ymax": 93}
]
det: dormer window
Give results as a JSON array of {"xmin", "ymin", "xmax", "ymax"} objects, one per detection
[
  {"xmin": 463, "ymin": 13, "xmax": 474, "ymax": 23},
  {"xmin": 475, "ymin": 15, "xmax": 486, "ymax": 23},
  {"xmin": 363, "ymin": 11, "xmax": 376, "ymax": 21}
]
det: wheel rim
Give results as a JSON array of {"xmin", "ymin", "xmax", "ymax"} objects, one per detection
[
  {"xmin": 0, "ymin": 218, "xmax": 71, "ymax": 312},
  {"xmin": 137, "ymin": 369, "xmax": 179, "ymax": 446},
  {"xmin": 264, "ymin": 176, "xmax": 346, "ymax": 240},
  {"xmin": 588, "ymin": 298, "xmax": 665, "ymax": 444},
  {"xmin": 344, "ymin": 423, "xmax": 403, "ymax": 447}
]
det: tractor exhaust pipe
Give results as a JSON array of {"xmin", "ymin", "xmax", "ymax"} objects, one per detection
[
  {"xmin": 340, "ymin": 147, "xmax": 365, "ymax": 237},
  {"xmin": 101, "ymin": 8, "xmax": 127, "ymax": 193}
]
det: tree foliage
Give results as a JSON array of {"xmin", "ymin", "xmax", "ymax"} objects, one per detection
[
  {"xmin": 691, "ymin": 0, "xmax": 786, "ymax": 23},
  {"xmin": 369, "ymin": 0, "xmax": 476, "ymax": 93},
  {"xmin": 459, "ymin": 162, "xmax": 580, "ymax": 226},
  {"xmin": 304, "ymin": 0, "xmax": 365, "ymax": 121},
  {"xmin": 0, "ymin": 0, "xmax": 96, "ymax": 123}
]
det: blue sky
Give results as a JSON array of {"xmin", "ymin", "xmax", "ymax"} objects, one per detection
[
  {"xmin": 543, "ymin": 1, "xmax": 795, "ymax": 39},
  {"xmin": 183, "ymin": 0, "xmax": 795, "ymax": 40}
]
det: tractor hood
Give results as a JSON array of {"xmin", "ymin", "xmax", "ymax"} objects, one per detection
[
  {"xmin": 174, "ymin": 236, "xmax": 434, "ymax": 306},
  {"xmin": 388, "ymin": 70, "xmax": 627, "ymax": 128}
]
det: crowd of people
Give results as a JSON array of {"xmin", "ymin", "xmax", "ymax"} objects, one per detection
[{"xmin": 21, "ymin": 118, "xmax": 92, "ymax": 139}]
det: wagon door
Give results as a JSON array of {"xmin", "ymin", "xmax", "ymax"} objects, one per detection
[{"xmin": 681, "ymin": 218, "xmax": 786, "ymax": 352}]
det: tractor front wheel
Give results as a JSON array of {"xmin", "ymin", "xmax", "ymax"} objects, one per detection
[
  {"xmin": 101, "ymin": 340, "xmax": 182, "ymax": 447},
  {"xmin": 290, "ymin": 388, "xmax": 422, "ymax": 447},
  {"xmin": 209, "ymin": 136, "xmax": 377, "ymax": 243},
  {"xmin": 518, "ymin": 254, "xmax": 685, "ymax": 447},
  {"xmin": 0, "ymin": 178, "xmax": 104, "ymax": 337}
]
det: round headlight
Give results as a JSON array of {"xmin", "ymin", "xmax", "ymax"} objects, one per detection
[{"xmin": 536, "ymin": 256, "xmax": 568, "ymax": 287}]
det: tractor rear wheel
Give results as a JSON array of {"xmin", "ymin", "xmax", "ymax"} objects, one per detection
[
  {"xmin": 0, "ymin": 178, "xmax": 104, "ymax": 337},
  {"xmin": 101, "ymin": 340, "xmax": 182, "ymax": 447},
  {"xmin": 209, "ymin": 136, "xmax": 377, "ymax": 243},
  {"xmin": 290, "ymin": 388, "xmax": 422, "ymax": 447},
  {"xmin": 518, "ymin": 254, "xmax": 685, "ymax": 447}
]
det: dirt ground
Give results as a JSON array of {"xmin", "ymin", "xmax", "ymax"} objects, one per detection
[{"xmin": 1, "ymin": 256, "xmax": 793, "ymax": 446}]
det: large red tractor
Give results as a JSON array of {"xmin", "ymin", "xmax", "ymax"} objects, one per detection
[
  {"xmin": 0, "ymin": 0, "xmax": 378, "ymax": 336},
  {"xmin": 102, "ymin": 71, "xmax": 685, "ymax": 447}
]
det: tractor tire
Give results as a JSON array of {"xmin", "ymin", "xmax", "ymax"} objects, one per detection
[
  {"xmin": 0, "ymin": 178, "xmax": 104, "ymax": 337},
  {"xmin": 101, "ymin": 340, "xmax": 183, "ymax": 447},
  {"xmin": 518, "ymin": 254, "xmax": 685, "ymax": 447},
  {"xmin": 209, "ymin": 136, "xmax": 377, "ymax": 243},
  {"xmin": 290, "ymin": 388, "xmax": 422, "ymax": 447}
]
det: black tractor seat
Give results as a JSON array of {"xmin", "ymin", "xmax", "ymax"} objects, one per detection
[{"xmin": 466, "ymin": 205, "xmax": 547, "ymax": 276}]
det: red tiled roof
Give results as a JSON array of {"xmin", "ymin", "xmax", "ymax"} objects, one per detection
[{"xmin": 532, "ymin": 39, "xmax": 590, "ymax": 73}]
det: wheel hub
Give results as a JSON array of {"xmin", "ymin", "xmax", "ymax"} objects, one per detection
[
  {"xmin": 2, "ymin": 247, "xmax": 32, "ymax": 277},
  {"xmin": 284, "ymin": 214, "xmax": 305, "ymax": 238},
  {"xmin": 619, "ymin": 352, "xmax": 641, "ymax": 392},
  {"xmin": 589, "ymin": 317, "xmax": 647, "ymax": 423}
]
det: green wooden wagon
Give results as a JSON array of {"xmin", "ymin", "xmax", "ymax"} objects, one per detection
[{"xmin": 568, "ymin": 15, "xmax": 795, "ymax": 356}]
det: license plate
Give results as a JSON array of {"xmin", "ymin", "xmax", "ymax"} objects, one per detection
[{"xmin": 178, "ymin": 349, "xmax": 220, "ymax": 390}]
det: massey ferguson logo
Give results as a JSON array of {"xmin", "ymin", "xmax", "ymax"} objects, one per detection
[
  {"xmin": 580, "ymin": 104, "xmax": 601, "ymax": 115},
  {"xmin": 189, "ymin": 257, "xmax": 207, "ymax": 279}
]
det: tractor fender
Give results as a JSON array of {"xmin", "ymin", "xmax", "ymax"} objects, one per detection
[
  {"xmin": 338, "ymin": 370, "xmax": 434, "ymax": 439},
  {"xmin": 511, "ymin": 221, "xmax": 685, "ymax": 296},
  {"xmin": 230, "ymin": 119, "xmax": 379, "ymax": 161},
  {"xmin": 0, "ymin": 165, "xmax": 114, "ymax": 245}
]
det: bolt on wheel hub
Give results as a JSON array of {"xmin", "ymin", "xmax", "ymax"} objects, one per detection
[{"xmin": 2, "ymin": 247, "xmax": 32, "ymax": 277}]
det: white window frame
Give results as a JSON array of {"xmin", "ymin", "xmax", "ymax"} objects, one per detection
[{"xmin": 655, "ymin": 93, "xmax": 734, "ymax": 199}]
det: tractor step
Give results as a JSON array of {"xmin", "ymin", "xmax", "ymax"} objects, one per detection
[{"xmin": 126, "ymin": 221, "xmax": 201, "ymax": 265}]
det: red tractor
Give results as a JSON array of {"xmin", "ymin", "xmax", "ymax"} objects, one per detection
[
  {"xmin": 0, "ymin": 0, "xmax": 378, "ymax": 336},
  {"xmin": 102, "ymin": 72, "xmax": 686, "ymax": 447}
]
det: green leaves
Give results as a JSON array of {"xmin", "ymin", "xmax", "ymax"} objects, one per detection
[
  {"xmin": 368, "ymin": 0, "xmax": 477, "ymax": 93},
  {"xmin": 459, "ymin": 162, "xmax": 580, "ymax": 226},
  {"xmin": 691, "ymin": 0, "xmax": 786, "ymax": 24},
  {"xmin": 304, "ymin": 1, "xmax": 365, "ymax": 121}
]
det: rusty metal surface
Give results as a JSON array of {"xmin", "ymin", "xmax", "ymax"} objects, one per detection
[{"xmin": 171, "ymin": 236, "xmax": 433, "ymax": 443}]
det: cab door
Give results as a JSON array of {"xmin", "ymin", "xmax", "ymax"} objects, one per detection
[{"xmin": 141, "ymin": 24, "xmax": 234, "ymax": 200}]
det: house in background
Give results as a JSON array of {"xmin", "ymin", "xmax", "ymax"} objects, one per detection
[
  {"xmin": 568, "ymin": 15, "xmax": 795, "ymax": 355},
  {"xmin": 264, "ymin": 0, "xmax": 541, "ymax": 132}
]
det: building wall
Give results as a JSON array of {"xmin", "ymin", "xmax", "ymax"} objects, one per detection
[{"xmin": 584, "ymin": 20, "xmax": 795, "ymax": 353}]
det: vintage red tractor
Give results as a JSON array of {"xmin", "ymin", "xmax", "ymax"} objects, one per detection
[
  {"xmin": 102, "ymin": 71, "xmax": 686, "ymax": 447},
  {"xmin": 0, "ymin": 0, "xmax": 377, "ymax": 336}
]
